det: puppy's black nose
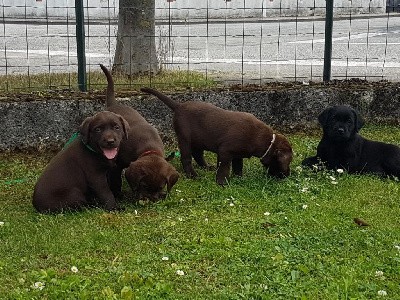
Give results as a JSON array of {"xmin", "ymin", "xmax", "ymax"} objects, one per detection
[
  {"xmin": 106, "ymin": 139, "xmax": 116, "ymax": 146},
  {"xmin": 337, "ymin": 128, "xmax": 345, "ymax": 134}
]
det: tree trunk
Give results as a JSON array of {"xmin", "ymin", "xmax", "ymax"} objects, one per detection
[{"xmin": 113, "ymin": 0, "xmax": 159, "ymax": 76}]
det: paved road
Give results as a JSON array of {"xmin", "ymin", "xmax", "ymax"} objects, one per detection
[{"xmin": 1, "ymin": 16, "xmax": 400, "ymax": 83}]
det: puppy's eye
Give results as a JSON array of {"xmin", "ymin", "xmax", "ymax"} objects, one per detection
[
  {"xmin": 114, "ymin": 125, "xmax": 120, "ymax": 130},
  {"xmin": 94, "ymin": 127, "xmax": 102, "ymax": 133}
]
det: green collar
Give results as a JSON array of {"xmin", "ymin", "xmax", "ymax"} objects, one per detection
[
  {"xmin": 81, "ymin": 139, "xmax": 97, "ymax": 153},
  {"xmin": 64, "ymin": 132, "xmax": 97, "ymax": 153}
]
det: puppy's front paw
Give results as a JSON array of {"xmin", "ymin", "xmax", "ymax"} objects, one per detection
[
  {"xmin": 216, "ymin": 177, "xmax": 228, "ymax": 186},
  {"xmin": 186, "ymin": 170, "xmax": 198, "ymax": 179},
  {"xmin": 104, "ymin": 201, "xmax": 123, "ymax": 212},
  {"xmin": 109, "ymin": 204, "xmax": 125, "ymax": 212}
]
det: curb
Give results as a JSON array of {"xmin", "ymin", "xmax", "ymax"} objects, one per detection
[{"xmin": 1, "ymin": 13, "xmax": 397, "ymax": 26}]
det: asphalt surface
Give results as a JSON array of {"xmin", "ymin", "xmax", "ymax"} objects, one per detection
[{"xmin": 1, "ymin": 14, "xmax": 400, "ymax": 83}]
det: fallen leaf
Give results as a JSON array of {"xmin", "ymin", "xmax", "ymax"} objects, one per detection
[{"xmin": 354, "ymin": 218, "xmax": 369, "ymax": 226}]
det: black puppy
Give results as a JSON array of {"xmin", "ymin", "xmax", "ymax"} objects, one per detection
[{"xmin": 302, "ymin": 105, "xmax": 400, "ymax": 177}]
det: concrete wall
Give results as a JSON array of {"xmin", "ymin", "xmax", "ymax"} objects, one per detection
[
  {"xmin": 2, "ymin": 0, "xmax": 387, "ymax": 20},
  {"xmin": 1, "ymin": 82, "xmax": 399, "ymax": 151}
]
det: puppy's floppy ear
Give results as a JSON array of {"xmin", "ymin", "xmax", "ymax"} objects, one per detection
[
  {"xmin": 79, "ymin": 116, "xmax": 93, "ymax": 144},
  {"xmin": 166, "ymin": 169, "xmax": 179, "ymax": 192},
  {"xmin": 352, "ymin": 108, "xmax": 364, "ymax": 132},
  {"xmin": 118, "ymin": 115, "xmax": 130, "ymax": 140},
  {"xmin": 125, "ymin": 162, "xmax": 146, "ymax": 188},
  {"xmin": 318, "ymin": 106, "xmax": 334, "ymax": 127}
]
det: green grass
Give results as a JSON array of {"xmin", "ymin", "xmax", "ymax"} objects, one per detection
[
  {"xmin": 0, "ymin": 70, "xmax": 216, "ymax": 93},
  {"xmin": 1, "ymin": 126, "xmax": 400, "ymax": 299}
]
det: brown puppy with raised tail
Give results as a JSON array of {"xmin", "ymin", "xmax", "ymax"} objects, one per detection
[
  {"xmin": 100, "ymin": 64, "xmax": 179, "ymax": 200},
  {"xmin": 33, "ymin": 111, "xmax": 129, "ymax": 213},
  {"xmin": 141, "ymin": 87, "xmax": 293, "ymax": 185}
]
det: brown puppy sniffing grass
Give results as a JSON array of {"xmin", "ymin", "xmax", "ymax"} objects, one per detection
[
  {"xmin": 100, "ymin": 65, "xmax": 179, "ymax": 200},
  {"xmin": 141, "ymin": 87, "xmax": 293, "ymax": 185}
]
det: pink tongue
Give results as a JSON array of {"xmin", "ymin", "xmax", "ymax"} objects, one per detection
[{"xmin": 102, "ymin": 148, "xmax": 118, "ymax": 160}]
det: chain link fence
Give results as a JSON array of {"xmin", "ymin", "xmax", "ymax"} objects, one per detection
[{"xmin": 1, "ymin": 0, "xmax": 399, "ymax": 91}]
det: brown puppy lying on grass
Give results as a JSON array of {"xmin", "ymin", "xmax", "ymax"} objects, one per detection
[
  {"xmin": 33, "ymin": 111, "xmax": 129, "ymax": 213},
  {"xmin": 100, "ymin": 65, "xmax": 179, "ymax": 200},
  {"xmin": 141, "ymin": 87, "xmax": 293, "ymax": 185}
]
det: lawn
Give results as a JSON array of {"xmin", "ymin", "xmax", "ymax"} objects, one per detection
[{"xmin": 0, "ymin": 125, "xmax": 399, "ymax": 299}]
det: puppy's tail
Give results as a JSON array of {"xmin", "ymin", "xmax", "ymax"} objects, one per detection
[
  {"xmin": 99, "ymin": 64, "xmax": 117, "ymax": 107},
  {"xmin": 141, "ymin": 87, "xmax": 179, "ymax": 110}
]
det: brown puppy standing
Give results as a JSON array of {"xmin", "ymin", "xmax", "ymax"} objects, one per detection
[
  {"xmin": 141, "ymin": 87, "xmax": 293, "ymax": 185},
  {"xmin": 100, "ymin": 65, "xmax": 179, "ymax": 200},
  {"xmin": 33, "ymin": 111, "xmax": 129, "ymax": 213}
]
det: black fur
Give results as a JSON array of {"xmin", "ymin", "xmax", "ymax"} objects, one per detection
[{"xmin": 302, "ymin": 105, "xmax": 400, "ymax": 177}]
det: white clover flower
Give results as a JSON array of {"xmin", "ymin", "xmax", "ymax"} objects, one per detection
[
  {"xmin": 302, "ymin": 204, "xmax": 308, "ymax": 210},
  {"xmin": 329, "ymin": 176, "xmax": 336, "ymax": 181},
  {"xmin": 300, "ymin": 187, "xmax": 308, "ymax": 193},
  {"xmin": 226, "ymin": 196, "xmax": 235, "ymax": 201},
  {"xmin": 176, "ymin": 270, "xmax": 185, "ymax": 276},
  {"xmin": 394, "ymin": 245, "xmax": 400, "ymax": 251},
  {"xmin": 375, "ymin": 270, "xmax": 384, "ymax": 277},
  {"xmin": 377, "ymin": 290, "xmax": 387, "ymax": 296},
  {"xmin": 71, "ymin": 266, "xmax": 78, "ymax": 273},
  {"xmin": 336, "ymin": 168, "xmax": 344, "ymax": 174},
  {"xmin": 31, "ymin": 281, "xmax": 45, "ymax": 290},
  {"xmin": 178, "ymin": 217, "xmax": 183, "ymax": 222},
  {"xmin": 134, "ymin": 210, "xmax": 138, "ymax": 215},
  {"xmin": 162, "ymin": 256, "xmax": 169, "ymax": 261},
  {"xmin": 176, "ymin": 189, "xmax": 182, "ymax": 193},
  {"xmin": 331, "ymin": 181, "xmax": 338, "ymax": 185},
  {"xmin": 229, "ymin": 203, "xmax": 235, "ymax": 207},
  {"xmin": 0, "ymin": 221, "xmax": 4, "ymax": 226},
  {"xmin": 264, "ymin": 212, "xmax": 271, "ymax": 216},
  {"xmin": 295, "ymin": 166, "xmax": 303, "ymax": 172},
  {"xmin": 204, "ymin": 218, "xmax": 209, "ymax": 222}
]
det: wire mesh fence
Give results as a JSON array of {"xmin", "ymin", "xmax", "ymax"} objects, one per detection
[{"xmin": 1, "ymin": 0, "xmax": 400, "ymax": 92}]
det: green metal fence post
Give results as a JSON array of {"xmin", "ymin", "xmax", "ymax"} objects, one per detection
[
  {"xmin": 75, "ymin": 0, "xmax": 87, "ymax": 91},
  {"xmin": 323, "ymin": 0, "xmax": 334, "ymax": 82}
]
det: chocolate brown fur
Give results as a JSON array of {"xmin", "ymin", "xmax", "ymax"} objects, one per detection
[
  {"xmin": 141, "ymin": 87, "xmax": 293, "ymax": 185},
  {"xmin": 125, "ymin": 153, "xmax": 179, "ymax": 200},
  {"xmin": 100, "ymin": 65, "xmax": 179, "ymax": 200},
  {"xmin": 33, "ymin": 111, "xmax": 129, "ymax": 213}
]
